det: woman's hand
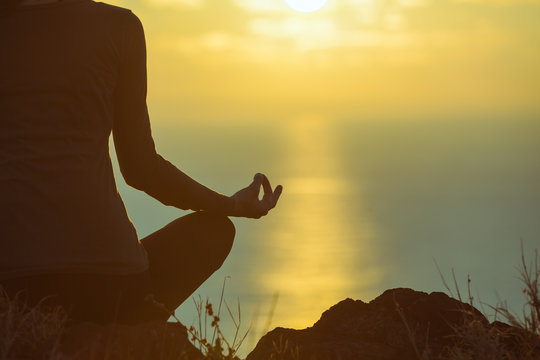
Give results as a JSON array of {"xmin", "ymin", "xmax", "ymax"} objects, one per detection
[{"xmin": 230, "ymin": 173, "xmax": 283, "ymax": 219}]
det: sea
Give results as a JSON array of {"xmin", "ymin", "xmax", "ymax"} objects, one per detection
[{"xmin": 110, "ymin": 114, "xmax": 540, "ymax": 356}]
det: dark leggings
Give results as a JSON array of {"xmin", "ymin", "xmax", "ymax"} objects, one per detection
[{"xmin": 0, "ymin": 211, "xmax": 236, "ymax": 324}]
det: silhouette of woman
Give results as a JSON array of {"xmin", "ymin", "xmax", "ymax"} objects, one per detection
[{"xmin": 0, "ymin": 0, "xmax": 282, "ymax": 324}]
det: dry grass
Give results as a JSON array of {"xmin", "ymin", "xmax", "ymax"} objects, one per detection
[
  {"xmin": 401, "ymin": 242, "xmax": 540, "ymax": 360},
  {"xmin": 0, "ymin": 289, "xmax": 67, "ymax": 360},
  {"xmin": 147, "ymin": 277, "xmax": 249, "ymax": 360},
  {"xmin": 445, "ymin": 245, "xmax": 540, "ymax": 360},
  {"xmin": 0, "ymin": 278, "xmax": 246, "ymax": 360},
  {"xmin": 1, "ymin": 244, "xmax": 539, "ymax": 360}
]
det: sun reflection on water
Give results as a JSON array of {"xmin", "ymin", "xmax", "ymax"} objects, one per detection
[{"xmin": 257, "ymin": 115, "xmax": 381, "ymax": 329}]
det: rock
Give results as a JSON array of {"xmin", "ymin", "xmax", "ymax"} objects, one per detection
[
  {"xmin": 59, "ymin": 321, "xmax": 204, "ymax": 360},
  {"xmin": 246, "ymin": 288, "xmax": 488, "ymax": 360}
]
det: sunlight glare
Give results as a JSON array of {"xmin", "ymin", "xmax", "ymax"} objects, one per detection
[
  {"xmin": 284, "ymin": 0, "xmax": 328, "ymax": 13},
  {"xmin": 255, "ymin": 115, "xmax": 381, "ymax": 329}
]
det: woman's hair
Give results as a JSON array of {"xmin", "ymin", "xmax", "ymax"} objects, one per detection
[{"xmin": 0, "ymin": 0, "xmax": 23, "ymax": 16}]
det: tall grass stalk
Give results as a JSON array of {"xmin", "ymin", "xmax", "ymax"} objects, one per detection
[
  {"xmin": 402, "ymin": 242, "xmax": 540, "ymax": 360},
  {"xmin": 148, "ymin": 277, "xmax": 249, "ymax": 360}
]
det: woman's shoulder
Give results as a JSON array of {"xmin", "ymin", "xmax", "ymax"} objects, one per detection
[{"xmin": 88, "ymin": 1, "xmax": 140, "ymax": 23}]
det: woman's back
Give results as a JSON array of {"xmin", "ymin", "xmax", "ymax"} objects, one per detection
[{"xmin": 0, "ymin": 0, "xmax": 148, "ymax": 280}]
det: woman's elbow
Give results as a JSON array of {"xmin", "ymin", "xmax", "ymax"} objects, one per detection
[{"xmin": 120, "ymin": 165, "xmax": 149, "ymax": 190}]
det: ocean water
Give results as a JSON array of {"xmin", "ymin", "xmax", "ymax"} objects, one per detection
[{"xmin": 111, "ymin": 115, "xmax": 540, "ymax": 355}]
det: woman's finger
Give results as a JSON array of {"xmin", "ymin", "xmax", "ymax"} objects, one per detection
[
  {"xmin": 260, "ymin": 185, "xmax": 282, "ymax": 212},
  {"xmin": 253, "ymin": 173, "xmax": 264, "ymax": 186},
  {"xmin": 261, "ymin": 174, "xmax": 273, "ymax": 199},
  {"xmin": 248, "ymin": 173, "xmax": 263, "ymax": 195},
  {"xmin": 272, "ymin": 185, "xmax": 283, "ymax": 207}
]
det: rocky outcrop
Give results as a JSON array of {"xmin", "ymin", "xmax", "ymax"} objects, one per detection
[
  {"xmin": 246, "ymin": 288, "xmax": 489, "ymax": 360},
  {"xmin": 3, "ymin": 287, "xmax": 535, "ymax": 359}
]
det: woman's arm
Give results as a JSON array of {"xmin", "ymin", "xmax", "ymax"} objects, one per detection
[
  {"xmin": 112, "ymin": 12, "xmax": 282, "ymax": 217},
  {"xmin": 112, "ymin": 12, "xmax": 234, "ymax": 213}
]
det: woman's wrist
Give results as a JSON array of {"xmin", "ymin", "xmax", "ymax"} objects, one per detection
[{"xmin": 227, "ymin": 195, "xmax": 238, "ymax": 216}]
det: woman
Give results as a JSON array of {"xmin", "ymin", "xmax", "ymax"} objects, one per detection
[{"xmin": 0, "ymin": 0, "xmax": 282, "ymax": 324}]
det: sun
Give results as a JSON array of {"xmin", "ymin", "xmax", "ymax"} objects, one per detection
[{"xmin": 284, "ymin": 0, "xmax": 328, "ymax": 13}]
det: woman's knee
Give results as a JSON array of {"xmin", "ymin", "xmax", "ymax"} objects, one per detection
[
  {"xmin": 218, "ymin": 215, "xmax": 236, "ymax": 245},
  {"xmin": 187, "ymin": 212, "xmax": 235, "ymax": 266},
  {"xmin": 204, "ymin": 212, "xmax": 236, "ymax": 255},
  {"xmin": 143, "ymin": 211, "xmax": 235, "ymax": 273}
]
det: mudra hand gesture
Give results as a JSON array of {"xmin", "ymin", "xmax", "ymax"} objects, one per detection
[{"xmin": 231, "ymin": 173, "xmax": 283, "ymax": 219}]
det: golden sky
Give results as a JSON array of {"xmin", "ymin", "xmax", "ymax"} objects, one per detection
[
  {"xmin": 108, "ymin": 0, "xmax": 540, "ymax": 122},
  {"xmin": 100, "ymin": 0, "xmax": 540, "ymax": 336}
]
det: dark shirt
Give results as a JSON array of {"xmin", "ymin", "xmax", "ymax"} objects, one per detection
[{"xmin": 0, "ymin": 0, "xmax": 234, "ymax": 279}]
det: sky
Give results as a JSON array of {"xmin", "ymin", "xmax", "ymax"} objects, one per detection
[
  {"xmin": 102, "ymin": 0, "xmax": 540, "ymax": 347},
  {"xmin": 105, "ymin": 0, "xmax": 540, "ymax": 123}
]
